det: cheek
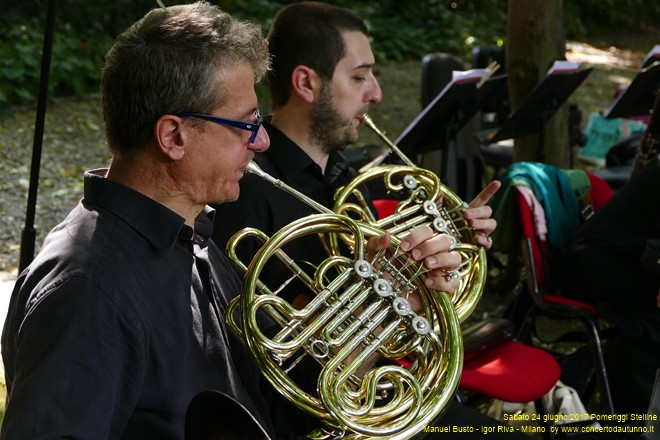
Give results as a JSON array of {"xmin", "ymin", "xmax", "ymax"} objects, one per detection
[
  {"xmin": 213, "ymin": 172, "xmax": 240, "ymax": 204},
  {"xmin": 217, "ymin": 152, "xmax": 245, "ymax": 191}
]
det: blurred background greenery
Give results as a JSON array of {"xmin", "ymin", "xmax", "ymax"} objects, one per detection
[{"xmin": 1, "ymin": 0, "xmax": 659, "ymax": 109}]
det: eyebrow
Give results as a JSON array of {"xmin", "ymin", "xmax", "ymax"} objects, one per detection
[
  {"xmin": 232, "ymin": 106, "xmax": 259, "ymax": 120},
  {"xmin": 354, "ymin": 63, "xmax": 375, "ymax": 70}
]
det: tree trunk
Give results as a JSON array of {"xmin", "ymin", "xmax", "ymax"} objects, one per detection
[{"xmin": 506, "ymin": 0, "xmax": 569, "ymax": 167}]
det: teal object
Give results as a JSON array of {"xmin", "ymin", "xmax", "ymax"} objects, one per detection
[{"xmin": 490, "ymin": 162, "xmax": 580, "ymax": 255}]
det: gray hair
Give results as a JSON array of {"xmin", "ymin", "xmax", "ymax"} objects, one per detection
[{"xmin": 101, "ymin": 1, "xmax": 269, "ymax": 155}]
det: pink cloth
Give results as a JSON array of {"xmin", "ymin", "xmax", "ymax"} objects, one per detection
[{"xmin": 515, "ymin": 185, "xmax": 548, "ymax": 240}]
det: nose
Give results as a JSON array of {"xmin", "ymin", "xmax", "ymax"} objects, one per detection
[
  {"xmin": 368, "ymin": 75, "xmax": 383, "ymax": 104},
  {"xmin": 249, "ymin": 125, "xmax": 270, "ymax": 152}
]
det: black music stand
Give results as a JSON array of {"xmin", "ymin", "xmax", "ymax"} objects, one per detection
[
  {"xmin": 394, "ymin": 73, "xmax": 508, "ymax": 180},
  {"xmin": 604, "ymin": 61, "xmax": 660, "ymax": 119},
  {"xmin": 641, "ymin": 45, "xmax": 660, "ymax": 69},
  {"xmin": 485, "ymin": 64, "xmax": 592, "ymax": 162}
]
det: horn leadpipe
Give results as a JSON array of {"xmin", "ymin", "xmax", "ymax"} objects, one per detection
[
  {"xmin": 247, "ymin": 161, "xmax": 333, "ymax": 215},
  {"xmin": 359, "ymin": 114, "xmax": 416, "ymax": 171},
  {"xmin": 359, "ymin": 61, "xmax": 500, "ymax": 173}
]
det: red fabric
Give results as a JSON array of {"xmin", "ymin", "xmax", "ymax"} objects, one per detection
[
  {"xmin": 543, "ymin": 294, "xmax": 599, "ymax": 317},
  {"xmin": 515, "ymin": 182, "xmax": 602, "ymax": 318},
  {"xmin": 372, "ymin": 199, "xmax": 399, "ymax": 219},
  {"xmin": 515, "ymin": 189, "xmax": 546, "ymax": 287},
  {"xmin": 460, "ymin": 341, "xmax": 561, "ymax": 403},
  {"xmin": 586, "ymin": 173, "xmax": 614, "ymax": 212}
]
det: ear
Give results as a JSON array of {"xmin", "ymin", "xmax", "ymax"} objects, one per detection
[
  {"xmin": 291, "ymin": 65, "xmax": 323, "ymax": 104},
  {"xmin": 154, "ymin": 115, "xmax": 186, "ymax": 161}
]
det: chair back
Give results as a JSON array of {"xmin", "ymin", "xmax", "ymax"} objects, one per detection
[
  {"xmin": 518, "ymin": 170, "xmax": 613, "ymax": 300},
  {"xmin": 491, "ymin": 163, "xmax": 614, "ymax": 299},
  {"xmin": 516, "ymin": 190, "xmax": 547, "ymax": 298},
  {"xmin": 493, "ymin": 164, "xmax": 616, "ymax": 414}
]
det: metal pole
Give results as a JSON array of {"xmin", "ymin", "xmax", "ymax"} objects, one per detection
[{"xmin": 18, "ymin": 0, "xmax": 57, "ymax": 273}]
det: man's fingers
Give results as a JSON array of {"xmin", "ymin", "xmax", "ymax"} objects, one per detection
[
  {"xmin": 475, "ymin": 233, "xmax": 494, "ymax": 250},
  {"xmin": 399, "ymin": 225, "xmax": 434, "ymax": 252},
  {"xmin": 367, "ymin": 233, "xmax": 391, "ymax": 259},
  {"xmin": 423, "ymin": 249, "xmax": 461, "ymax": 272},
  {"xmin": 468, "ymin": 180, "xmax": 501, "ymax": 208},
  {"xmin": 425, "ymin": 269, "xmax": 460, "ymax": 293},
  {"xmin": 463, "ymin": 205, "xmax": 493, "ymax": 221},
  {"xmin": 466, "ymin": 217, "xmax": 497, "ymax": 234}
]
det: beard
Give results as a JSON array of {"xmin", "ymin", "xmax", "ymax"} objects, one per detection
[{"xmin": 310, "ymin": 83, "xmax": 360, "ymax": 154}]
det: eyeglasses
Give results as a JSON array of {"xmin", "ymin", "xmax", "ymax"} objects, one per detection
[{"xmin": 177, "ymin": 110, "xmax": 263, "ymax": 143}]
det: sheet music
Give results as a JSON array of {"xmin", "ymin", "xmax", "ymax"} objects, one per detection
[
  {"xmin": 392, "ymin": 66, "xmax": 506, "ymax": 154},
  {"xmin": 547, "ymin": 60, "xmax": 581, "ymax": 75},
  {"xmin": 424, "ymin": 65, "xmax": 499, "ymax": 111},
  {"xmin": 485, "ymin": 60, "xmax": 592, "ymax": 143},
  {"xmin": 394, "ymin": 68, "xmax": 490, "ymax": 146},
  {"xmin": 451, "ymin": 68, "xmax": 492, "ymax": 83}
]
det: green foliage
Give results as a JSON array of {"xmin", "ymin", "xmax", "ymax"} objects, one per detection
[
  {"xmin": 215, "ymin": 0, "xmax": 282, "ymax": 30},
  {"xmin": 0, "ymin": 11, "xmax": 112, "ymax": 107},
  {"xmin": 50, "ymin": 24, "xmax": 113, "ymax": 98},
  {"xmin": 566, "ymin": 0, "xmax": 660, "ymax": 37},
  {"xmin": 0, "ymin": 20, "xmax": 43, "ymax": 105},
  {"xmin": 1, "ymin": 0, "xmax": 657, "ymax": 108}
]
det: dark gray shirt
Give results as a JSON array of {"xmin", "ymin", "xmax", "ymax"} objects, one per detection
[{"xmin": 1, "ymin": 169, "xmax": 274, "ymax": 439}]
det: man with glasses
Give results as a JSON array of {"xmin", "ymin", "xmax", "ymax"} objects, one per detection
[
  {"xmin": 1, "ymin": 3, "xmax": 275, "ymax": 439},
  {"xmin": 1, "ymin": 2, "xmax": 468, "ymax": 439},
  {"xmin": 212, "ymin": 3, "xmax": 523, "ymax": 439}
]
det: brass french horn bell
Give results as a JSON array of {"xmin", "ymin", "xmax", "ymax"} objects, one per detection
[{"xmin": 225, "ymin": 161, "xmax": 463, "ymax": 439}]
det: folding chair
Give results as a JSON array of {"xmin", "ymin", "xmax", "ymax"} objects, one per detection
[
  {"xmin": 509, "ymin": 169, "xmax": 616, "ymax": 414},
  {"xmin": 459, "ymin": 317, "xmax": 561, "ymax": 438}
]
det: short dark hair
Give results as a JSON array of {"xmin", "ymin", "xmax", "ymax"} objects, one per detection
[
  {"xmin": 101, "ymin": 1, "xmax": 269, "ymax": 155},
  {"xmin": 267, "ymin": 2, "xmax": 368, "ymax": 109}
]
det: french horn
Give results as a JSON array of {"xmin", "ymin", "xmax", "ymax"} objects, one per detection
[
  {"xmin": 225, "ymin": 162, "xmax": 463, "ymax": 439},
  {"xmin": 333, "ymin": 114, "xmax": 487, "ymax": 322}
]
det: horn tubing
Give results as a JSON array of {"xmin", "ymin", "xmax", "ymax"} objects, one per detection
[
  {"xmin": 229, "ymin": 158, "xmax": 465, "ymax": 438},
  {"xmin": 359, "ymin": 113, "xmax": 416, "ymax": 169},
  {"xmin": 336, "ymin": 116, "xmax": 488, "ymax": 323},
  {"xmin": 247, "ymin": 161, "xmax": 333, "ymax": 215}
]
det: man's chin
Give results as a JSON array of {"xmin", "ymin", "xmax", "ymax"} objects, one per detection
[
  {"xmin": 339, "ymin": 128, "xmax": 360, "ymax": 149},
  {"xmin": 342, "ymin": 134, "xmax": 359, "ymax": 149},
  {"xmin": 214, "ymin": 189, "xmax": 240, "ymax": 205}
]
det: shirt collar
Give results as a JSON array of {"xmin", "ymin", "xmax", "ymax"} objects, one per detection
[
  {"xmin": 325, "ymin": 151, "xmax": 350, "ymax": 187},
  {"xmin": 83, "ymin": 169, "xmax": 215, "ymax": 252},
  {"xmin": 262, "ymin": 119, "xmax": 351, "ymax": 186},
  {"xmin": 262, "ymin": 120, "xmax": 317, "ymax": 180}
]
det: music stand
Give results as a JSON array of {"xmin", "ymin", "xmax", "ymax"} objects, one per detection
[
  {"xmin": 641, "ymin": 44, "xmax": 660, "ymax": 69},
  {"xmin": 485, "ymin": 64, "xmax": 592, "ymax": 162},
  {"xmin": 604, "ymin": 61, "xmax": 660, "ymax": 119},
  {"xmin": 394, "ymin": 73, "xmax": 508, "ymax": 180}
]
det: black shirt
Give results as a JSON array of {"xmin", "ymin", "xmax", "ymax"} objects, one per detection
[
  {"xmin": 1, "ymin": 169, "xmax": 275, "ymax": 439},
  {"xmin": 563, "ymin": 158, "xmax": 660, "ymax": 339},
  {"xmin": 577, "ymin": 159, "xmax": 660, "ymax": 264}
]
